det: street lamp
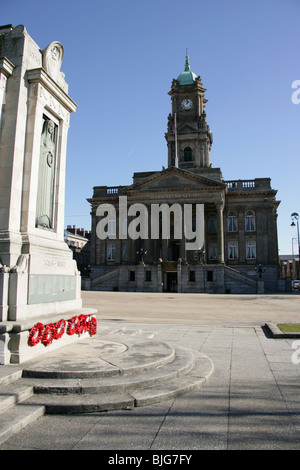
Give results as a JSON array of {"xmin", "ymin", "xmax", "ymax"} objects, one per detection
[
  {"xmin": 136, "ymin": 246, "xmax": 147, "ymax": 263},
  {"xmin": 290, "ymin": 212, "xmax": 300, "ymax": 280},
  {"xmin": 255, "ymin": 264, "xmax": 265, "ymax": 278}
]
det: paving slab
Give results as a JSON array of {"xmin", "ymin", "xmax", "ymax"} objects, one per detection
[{"xmin": 0, "ymin": 291, "xmax": 300, "ymax": 451}]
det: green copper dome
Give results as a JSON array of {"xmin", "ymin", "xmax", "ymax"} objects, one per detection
[{"xmin": 177, "ymin": 50, "xmax": 197, "ymax": 85}]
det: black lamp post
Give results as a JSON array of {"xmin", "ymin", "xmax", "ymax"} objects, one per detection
[
  {"xmin": 255, "ymin": 264, "xmax": 265, "ymax": 278},
  {"xmin": 291, "ymin": 212, "xmax": 300, "ymax": 279}
]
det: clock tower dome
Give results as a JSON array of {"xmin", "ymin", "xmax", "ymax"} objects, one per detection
[{"xmin": 165, "ymin": 51, "xmax": 213, "ymax": 173}]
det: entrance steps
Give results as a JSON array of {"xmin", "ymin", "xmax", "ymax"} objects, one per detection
[{"xmin": 0, "ymin": 327, "xmax": 214, "ymax": 444}]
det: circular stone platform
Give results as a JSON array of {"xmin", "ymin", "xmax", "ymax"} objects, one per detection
[
  {"xmin": 22, "ymin": 335, "xmax": 176, "ymax": 379},
  {"xmin": 3, "ymin": 329, "xmax": 214, "ymax": 415}
]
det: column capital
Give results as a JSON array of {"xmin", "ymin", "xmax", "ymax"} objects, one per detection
[{"xmin": 215, "ymin": 201, "xmax": 224, "ymax": 211}]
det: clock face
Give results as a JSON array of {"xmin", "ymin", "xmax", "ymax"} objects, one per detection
[{"xmin": 181, "ymin": 99, "xmax": 193, "ymax": 110}]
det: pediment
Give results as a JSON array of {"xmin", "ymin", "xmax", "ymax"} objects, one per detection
[
  {"xmin": 177, "ymin": 122, "xmax": 198, "ymax": 133},
  {"xmin": 126, "ymin": 167, "xmax": 225, "ymax": 193}
]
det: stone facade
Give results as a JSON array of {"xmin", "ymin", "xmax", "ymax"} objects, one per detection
[
  {"xmin": 87, "ymin": 53, "xmax": 280, "ymax": 294},
  {"xmin": 65, "ymin": 225, "xmax": 91, "ymax": 276}
]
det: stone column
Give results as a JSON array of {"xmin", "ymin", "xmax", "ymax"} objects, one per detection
[
  {"xmin": 157, "ymin": 262, "xmax": 163, "ymax": 292},
  {"xmin": 144, "ymin": 205, "xmax": 152, "ymax": 264},
  {"xmin": 177, "ymin": 261, "xmax": 182, "ymax": 293},
  {"xmin": 0, "ymin": 271, "xmax": 9, "ymax": 321},
  {"xmin": 0, "ymin": 58, "xmax": 14, "ymax": 322},
  {"xmin": 0, "ymin": 57, "xmax": 14, "ymax": 139},
  {"xmin": 167, "ymin": 141, "xmax": 173, "ymax": 167},
  {"xmin": 195, "ymin": 141, "xmax": 200, "ymax": 167},
  {"xmin": 125, "ymin": 211, "xmax": 134, "ymax": 264},
  {"xmin": 162, "ymin": 239, "xmax": 168, "ymax": 261},
  {"xmin": 144, "ymin": 239, "xmax": 152, "ymax": 264},
  {"xmin": 126, "ymin": 235, "xmax": 133, "ymax": 264},
  {"xmin": 136, "ymin": 264, "xmax": 144, "ymax": 292},
  {"xmin": 180, "ymin": 205, "xmax": 186, "ymax": 262},
  {"xmin": 216, "ymin": 202, "xmax": 224, "ymax": 264}
]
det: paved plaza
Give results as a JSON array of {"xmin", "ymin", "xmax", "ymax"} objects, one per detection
[{"xmin": 0, "ymin": 291, "xmax": 300, "ymax": 451}]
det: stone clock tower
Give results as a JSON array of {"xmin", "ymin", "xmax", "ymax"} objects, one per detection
[{"xmin": 165, "ymin": 51, "xmax": 213, "ymax": 172}]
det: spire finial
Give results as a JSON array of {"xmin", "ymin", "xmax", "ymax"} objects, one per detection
[{"xmin": 184, "ymin": 48, "xmax": 191, "ymax": 72}]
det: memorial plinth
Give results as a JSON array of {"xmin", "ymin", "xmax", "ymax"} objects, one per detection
[{"xmin": 0, "ymin": 25, "xmax": 96, "ymax": 364}]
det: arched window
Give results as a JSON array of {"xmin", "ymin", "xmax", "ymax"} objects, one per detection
[
  {"xmin": 227, "ymin": 211, "xmax": 237, "ymax": 232},
  {"xmin": 184, "ymin": 147, "xmax": 192, "ymax": 161},
  {"xmin": 245, "ymin": 211, "xmax": 255, "ymax": 231}
]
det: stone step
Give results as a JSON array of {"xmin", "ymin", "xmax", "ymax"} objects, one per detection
[
  {"xmin": 22, "ymin": 352, "xmax": 213, "ymax": 414},
  {"xmin": 132, "ymin": 352, "xmax": 214, "ymax": 407},
  {"xmin": 0, "ymin": 367, "xmax": 23, "ymax": 388},
  {"xmin": 0, "ymin": 369, "xmax": 41, "ymax": 445},
  {"xmin": 25, "ymin": 392, "xmax": 135, "ymax": 414},
  {"xmin": 21, "ymin": 338, "xmax": 175, "ymax": 379},
  {"xmin": 0, "ymin": 334, "xmax": 214, "ymax": 444},
  {"xmin": 0, "ymin": 403, "xmax": 45, "ymax": 445},
  {"xmin": 0, "ymin": 381, "xmax": 34, "ymax": 413},
  {"xmin": 22, "ymin": 346, "xmax": 195, "ymax": 395}
]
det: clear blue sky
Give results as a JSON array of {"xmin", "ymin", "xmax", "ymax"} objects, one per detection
[{"xmin": 2, "ymin": 0, "xmax": 300, "ymax": 255}]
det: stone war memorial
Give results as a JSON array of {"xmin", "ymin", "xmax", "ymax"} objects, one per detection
[{"xmin": 0, "ymin": 25, "xmax": 97, "ymax": 364}]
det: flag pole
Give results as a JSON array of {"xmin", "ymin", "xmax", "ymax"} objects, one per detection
[{"xmin": 174, "ymin": 113, "xmax": 178, "ymax": 168}]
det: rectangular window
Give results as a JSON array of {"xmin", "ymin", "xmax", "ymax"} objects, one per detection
[
  {"xmin": 119, "ymin": 216, "xmax": 128, "ymax": 239},
  {"xmin": 208, "ymin": 243, "xmax": 217, "ymax": 260},
  {"xmin": 145, "ymin": 271, "xmax": 151, "ymax": 282},
  {"xmin": 189, "ymin": 270, "xmax": 196, "ymax": 282},
  {"xmin": 208, "ymin": 215, "xmax": 217, "ymax": 233},
  {"xmin": 108, "ymin": 217, "xmax": 116, "ymax": 236},
  {"xmin": 107, "ymin": 243, "xmax": 115, "ymax": 261},
  {"xmin": 246, "ymin": 241, "xmax": 256, "ymax": 259},
  {"xmin": 227, "ymin": 213, "xmax": 237, "ymax": 232},
  {"xmin": 207, "ymin": 271, "xmax": 213, "ymax": 282},
  {"xmin": 245, "ymin": 212, "xmax": 255, "ymax": 231},
  {"xmin": 228, "ymin": 241, "xmax": 238, "ymax": 260},
  {"xmin": 129, "ymin": 270, "xmax": 135, "ymax": 282}
]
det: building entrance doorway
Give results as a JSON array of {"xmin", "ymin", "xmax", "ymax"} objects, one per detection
[
  {"xmin": 171, "ymin": 242, "xmax": 180, "ymax": 261},
  {"xmin": 166, "ymin": 272, "xmax": 177, "ymax": 292}
]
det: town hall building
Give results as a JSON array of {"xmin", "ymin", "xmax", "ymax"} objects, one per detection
[{"xmin": 87, "ymin": 54, "xmax": 280, "ymax": 294}]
